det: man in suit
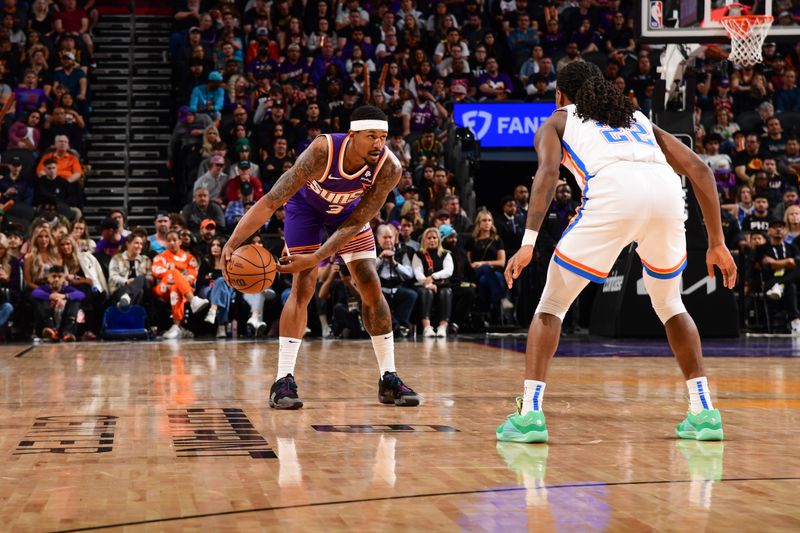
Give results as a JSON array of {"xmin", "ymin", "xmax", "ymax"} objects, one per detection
[{"xmin": 496, "ymin": 195, "xmax": 526, "ymax": 258}]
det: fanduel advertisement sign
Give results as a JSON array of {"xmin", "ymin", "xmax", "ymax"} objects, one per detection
[{"xmin": 453, "ymin": 103, "xmax": 557, "ymax": 148}]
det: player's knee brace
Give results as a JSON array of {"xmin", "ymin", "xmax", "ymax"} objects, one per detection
[
  {"xmin": 535, "ymin": 298, "xmax": 571, "ymax": 321},
  {"xmin": 644, "ymin": 273, "xmax": 686, "ymax": 324}
]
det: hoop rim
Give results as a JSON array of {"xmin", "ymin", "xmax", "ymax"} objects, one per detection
[
  {"xmin": 720, "ymin": 15, "xmax": 775, "ymax": 24},
  {"xmin": 720, "ymin": 15, "xmax": 774, "ymax": 38}
]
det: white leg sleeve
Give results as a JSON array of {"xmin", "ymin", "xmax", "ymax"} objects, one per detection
[
  {"xmin": 643, "ymin": 272, "xmax": 687, "ymax": 324},
  {"xmin": 535, "ymin": 258, "xmax": 591, "ymax": 321}
]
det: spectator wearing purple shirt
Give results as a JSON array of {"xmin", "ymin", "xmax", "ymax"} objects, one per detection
[
  {"xmin": 401, "ymin": 80, "xmax": 448, "ymax": 137},
  {"xmin": 310, "ymin": 40, "xmax": 346, "ymax": 84},
  {"xmin": 477, "ymin": 57, "xmax": 513, "ymax": 101},
  {"xmin": 540, "ymin": 18, "xmax": 568, "ymax": 57},
  {"xmin": 95, "ymin": 218, "xmax": 126, "ymax": 258},
  {"xmin": 246, "ymin": 47, "xmax": 277, "ymax": 81},
  {"xmin": 14, "ymin": 70, "xmax": 49, "ymax": 116},
  {"xmin": 278, "ymin": 43, "xmax": 309, "ymax": 83},
  {"xmin": 341, "ymin": 26, "xmax": 375, "ymax": 60},
  {"xmin": 31, "ymin": 264, "xmax": 86, "ymax": 341}
]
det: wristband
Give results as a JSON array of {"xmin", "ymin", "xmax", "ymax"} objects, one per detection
[{"xmin": 521, "ymin": 229, "xmax": 538, "ymax": 247}]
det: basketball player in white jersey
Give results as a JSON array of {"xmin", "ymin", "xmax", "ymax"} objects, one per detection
[{"xmin": 496, "ymin": 62, "xmax": 737, "ymax": 443}]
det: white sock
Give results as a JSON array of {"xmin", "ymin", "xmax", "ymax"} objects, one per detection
[
  {"xmin": 686, "ymin": 377, "xmax": 715, "ymax": 414},
  {"xmin": 521, "ymin": 379, "xmax": 546, "ymax": 415},
  {"xmin": 371, "ymin": 332, "xmax": 396, "ymax": 376},
  {"xmin": 277, "ymin": 337, "xmax": 302, "ymax": 378}
]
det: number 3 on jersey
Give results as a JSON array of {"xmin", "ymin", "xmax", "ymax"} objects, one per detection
[{"xmin": 596, "ymin": 122, "xmax": 655, "ymax": 146}]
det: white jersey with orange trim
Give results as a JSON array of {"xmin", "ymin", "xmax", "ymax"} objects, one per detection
[
  {"xmin": 550, "ymin": 105, "xmax": 688, "ymax": 285},
  {"xmin": 559, "ymin": 104, "xmax": 672, "ymax": 187}
]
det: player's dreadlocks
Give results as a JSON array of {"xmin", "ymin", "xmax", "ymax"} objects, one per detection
[{"xmin": 557, "ymin": 61, "xmax": 636, "ymax": 129}]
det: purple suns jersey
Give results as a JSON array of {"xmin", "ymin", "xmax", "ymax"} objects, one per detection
[{"xmin": 294, "ymin": 133, "xmax": 390, "ymax": 216}]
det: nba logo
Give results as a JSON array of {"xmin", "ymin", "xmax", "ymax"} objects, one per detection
[{"xmin": 649, "ymin": 0, "xmax": 663, "ymax": 29}]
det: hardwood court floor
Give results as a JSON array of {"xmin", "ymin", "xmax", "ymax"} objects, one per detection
[{"xmin": 0, "ymin": 337, "xmax": 798, "ymax": 532}]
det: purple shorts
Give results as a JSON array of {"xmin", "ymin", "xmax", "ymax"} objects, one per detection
[{"xmin": 283, "ymin": 195, "xmax": 375, "ymax": 260}]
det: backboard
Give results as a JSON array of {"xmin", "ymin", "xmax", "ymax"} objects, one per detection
[{"xmin": 635, "ymin": 0, "xmax": 799, "ymax": 44}]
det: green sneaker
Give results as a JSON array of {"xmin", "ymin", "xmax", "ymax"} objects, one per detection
[
  {"xmin": 496, "ymin": 398, "xmax": 548, "ymax": 443},
  {"xmin": 675, "ymin": 409, "xmax": 724, "ymax": 441}
]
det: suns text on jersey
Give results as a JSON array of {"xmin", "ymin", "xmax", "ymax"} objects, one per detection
[{"xmin": 308, "ymin": 179, "xmax": 365, "ymax": 214}]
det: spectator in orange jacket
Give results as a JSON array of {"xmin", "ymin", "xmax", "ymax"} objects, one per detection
[
  {"xmin": 152, "ymin": 230, "xmax": 209, "ymax": 339},
  {"xmin": 36, "ymin": 135, "xmax": 83, "ymax": 183}
]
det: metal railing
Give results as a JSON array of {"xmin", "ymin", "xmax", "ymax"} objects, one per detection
[{"xmin": 122, "ymin": 0, "xmax": 136, "ymax": 215}]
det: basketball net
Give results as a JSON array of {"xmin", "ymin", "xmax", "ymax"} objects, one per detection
[{"xmin": 721, "ymin": 3, "xmax": 773, "ymax": 67}]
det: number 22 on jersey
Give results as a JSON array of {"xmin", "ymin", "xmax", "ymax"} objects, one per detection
[{"xmin": 596, "ymin": 122, "xmax": 655, "ymax": 146}]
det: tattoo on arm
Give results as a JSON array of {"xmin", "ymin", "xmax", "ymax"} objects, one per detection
[
  {"xmin": 316, "ymin": 154, "xmax": 401, "ymax": 259},
  {"xmin": 226, "ymin": 136, "xmax": 328, "ymax": 249},
  {"xmin": 264, "ymin": 136, "xmax": 328, "ymax": 206}
]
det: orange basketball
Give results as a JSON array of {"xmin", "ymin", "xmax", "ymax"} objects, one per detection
[{"xmin": 226, "ymin": 245, "xmax": 277, "ymax": 294}]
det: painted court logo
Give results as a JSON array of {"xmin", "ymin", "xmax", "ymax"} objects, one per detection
[{"xmin": 461, "ymin": 110, "xmax": 493, "ymax": 140}]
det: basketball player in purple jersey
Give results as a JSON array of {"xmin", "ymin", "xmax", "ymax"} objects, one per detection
[{"xmin": 222, "ymin": 106, "xmax": 420, "ymax": 409}]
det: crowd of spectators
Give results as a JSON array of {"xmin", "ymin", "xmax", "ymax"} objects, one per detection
[{"xmin": 0, "ymin": 0, "xmax": 104, "ymax": 341}]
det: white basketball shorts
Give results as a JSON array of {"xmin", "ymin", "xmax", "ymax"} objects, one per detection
[{"xmin": 553, "ymin": 162, "xmax": 688, "ymax": 283}]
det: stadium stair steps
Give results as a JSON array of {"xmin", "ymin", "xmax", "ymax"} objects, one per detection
[{"xmin": 84, "ymin": 13, "xmax": 173, "ymax": 229}]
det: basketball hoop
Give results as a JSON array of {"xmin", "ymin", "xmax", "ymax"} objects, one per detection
[{"xmin": 721, "ymin": 7, "xmax": 774, "ymax": 67}]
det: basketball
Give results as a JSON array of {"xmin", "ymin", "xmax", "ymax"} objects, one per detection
[{"xmin": 226, "ymin": 244, "xmax": 277, "ymax": 294}]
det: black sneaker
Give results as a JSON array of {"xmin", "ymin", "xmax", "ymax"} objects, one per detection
[
  {"xmin": 378, "ymin": 371, "xmax": 421, "ymax": 406},
  {"xmin": 269, "ymin": 374, "xmax": 304, "ymax": 409}
]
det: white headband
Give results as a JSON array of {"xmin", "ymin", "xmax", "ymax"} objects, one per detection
[{"xmin": 350, "ymin": 119, "xmax": 388, "ymax": 132}]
